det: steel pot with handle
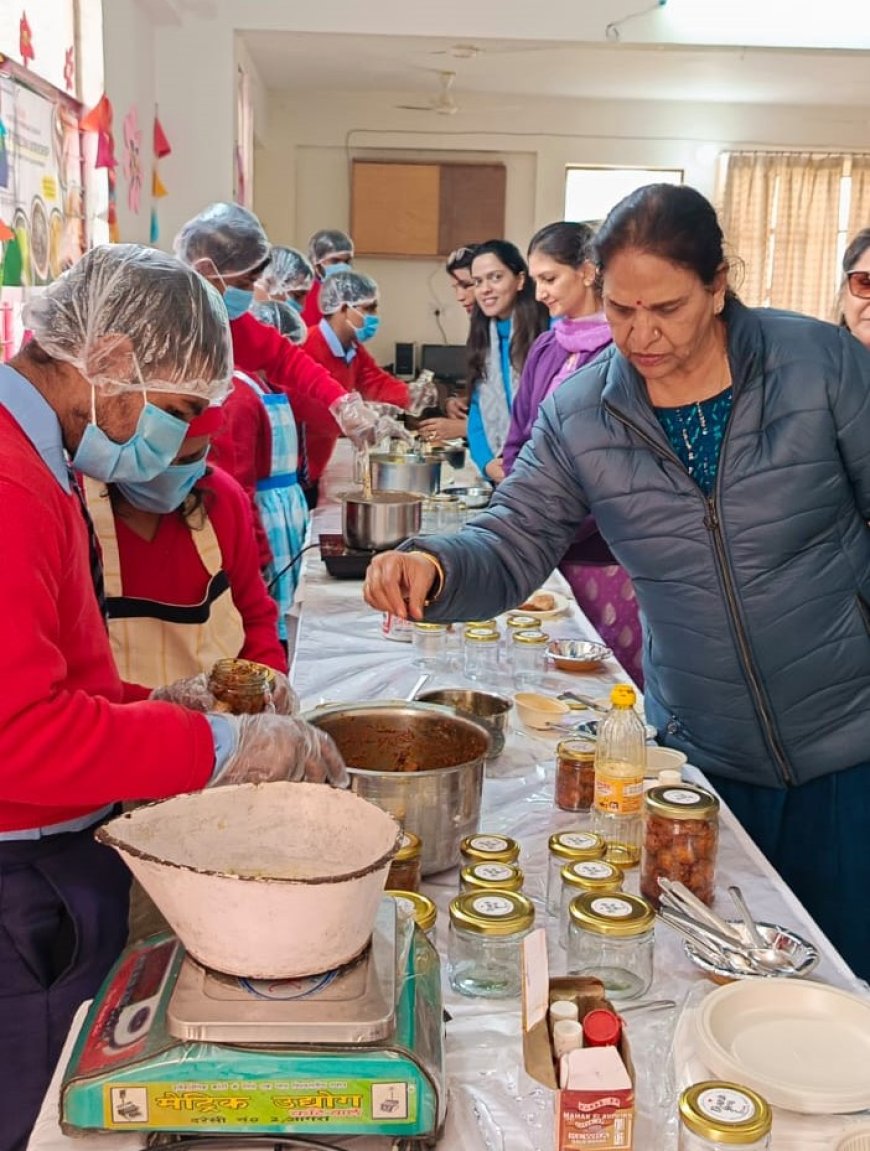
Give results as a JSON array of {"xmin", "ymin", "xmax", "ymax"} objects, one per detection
[
  {"xmin": 340, "ymin": 489, "xmax": 421, "ymax": 551},
  {"xmin": 369, "ymin": 453, "xmax": 442, "ymax": 496},
  {"xmin": 305, "ymin": 701, "xmax": 490, "ymax": 875}
]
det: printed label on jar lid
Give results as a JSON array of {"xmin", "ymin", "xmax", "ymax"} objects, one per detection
[
  {"xmin": 558, "ymin": 832, "xmax": 599, "ymax": 850},
  {"xmin": 401, "ymin": 833, "xmax": 414, "ymax": 849},
  {"xmin": 590, "ymin": 896, "xmax": 634, "ymax": 918},
  {"xmin": 474, "ymin": 863, "xmax": 514, "ymax": 881},
  {"xmin": 662, "ymin": 788, "xmax": 702, "ymax": 805},
  {"xmin": 471, "ymin": 895, "xmax": 515, "ymax": 917},
  {"xmin": 696, "ymin": 1087, "xmax": 757, "ymax": 1124},
  {"xmin": 394, "ymin": 896, "xmax": 416, "ymax": 918},
  {"xmin": 469, "ymin": 836, "xmax": 510, "ymax": 853},
  {"xmin": 571, "ymin": 861, "xmax": 614, "ymax": 880}
]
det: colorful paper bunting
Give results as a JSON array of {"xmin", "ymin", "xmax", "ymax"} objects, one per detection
[
  {"xmin": 149, "ymin": 107, "xmax": 171, "ymax": 242},
  {"xmin": 19, "ymin": 12, "xmax": 34, "ymax": 67},
  {"xmin": 63, "ymin": 47, "xmax": 75, "ymax": 92},
  {"xmin": 153, "ymin": 116, "xmax": 171, "ymax": 159},
  {"xmin": 122, "ymin": 106, "xmax": 143, "ymax": 214}
]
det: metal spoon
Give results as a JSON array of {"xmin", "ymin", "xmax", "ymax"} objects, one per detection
[
  {"xmin": 406, "ymin": 673, "xmax": 430, "ymax": 701},
  {"xmin": 727, "ymin": 885, "xmax": 799, "ymax": 973},
  {"xmin": 557, "ymin": 691, "xmax": 608, "ymax": 712}
]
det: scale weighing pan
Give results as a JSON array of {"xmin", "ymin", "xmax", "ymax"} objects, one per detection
[{"xmin": 693, "ymin": 978, "xmax": 870, "ymax": 1113}]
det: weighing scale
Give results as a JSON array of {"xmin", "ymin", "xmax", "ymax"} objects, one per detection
[{"xmin": 61, "ymin": 900, "xmax": 445, "ymax": 1146}]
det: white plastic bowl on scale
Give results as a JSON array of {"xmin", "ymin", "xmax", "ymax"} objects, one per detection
[{"xmin": 97, "ymin": 783, "xmax": 402, "ymax": 979}]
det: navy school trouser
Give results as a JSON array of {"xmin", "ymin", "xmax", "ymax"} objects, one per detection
[
  {"xmin": 709, "ymin": 761, "xmax": 870, "ymax": 984},
  {"xmin": 0, "ymin": 827, "xmax": 130, "ymax": 1151}
]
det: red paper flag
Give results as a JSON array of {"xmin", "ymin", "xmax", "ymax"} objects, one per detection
[
  {"xmin": 19, "ymin": 12, "xmax": 34, "ymax": 65},
  {"xmin": 0, "ymin": 220, "xmax": 14, "ymax": 242},
  {"xmin": 95, "ymin": 132, "xmax": 116, "ymax": 170},
  {"xmin": 153, "ymin": 116, "xmax": 171, "ymax": 159},
  {"xmin": 80, "ymin": 94, "xmax": 112, "ymax": 134}
]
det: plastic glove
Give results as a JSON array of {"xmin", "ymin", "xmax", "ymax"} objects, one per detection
[
  {"xmin": 406, "ymin": 374, "xmax": 439, "ymax": 417},
  {"xmin": 374, "ymin": 414, "xmax": 414, "ymax": 447},
  {"xmin": 150, "ymin": 669, "xmax": 297, "ymax": 716},
  {"xmin": 329, "ymin": 391, "xmax": 379, "ymax": 448},
  {"xmin": 211, "ymin": 713, "xmax": 348, "ymax": 787}
]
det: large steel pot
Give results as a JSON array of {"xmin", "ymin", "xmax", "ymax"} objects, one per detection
[
  {"xmin": 306, "ymin": 701, "xmax": 489, "ymax": 875},
  {"xmin": 96, "ymin": 783, "xmax": 401, "ymax": 979},
  {"xmin": 369, "ymin": 453, "xmax": 442, "ymax": 496},
  {"xmin": 340, "ymin": 489, "xmax": 421, "ymax": 551},
  {"xmin": 417, "ymin": 688, "xmax": 512, "ymax": 759}
]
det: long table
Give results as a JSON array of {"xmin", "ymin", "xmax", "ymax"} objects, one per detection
[{"xmin": 30, "ymin": 443, "xmax": 869, "ymax": 1151}]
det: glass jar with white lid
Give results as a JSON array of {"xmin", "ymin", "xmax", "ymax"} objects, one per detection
[
  {"xmin": 567, "ymin": 890, "xmax": 656, "ymax": 1000},
  {"xmin": 545, "ymin": 830, "xmax": 606, "ymax": 915},
  {"xmin": 558, "ymin": 858, "xmax": 624, "ymax": 948},
  {"xmin": 448, "ymin": 890, "xmax": 535, "ymax": 998}
]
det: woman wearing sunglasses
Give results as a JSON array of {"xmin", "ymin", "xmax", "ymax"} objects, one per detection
[{"xmin": 841, "ymin": 229, "xmax": 870, "ymax": 349}]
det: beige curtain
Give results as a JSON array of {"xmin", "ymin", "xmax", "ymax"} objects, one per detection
[
  {"xmin": 720, "ymin": 152, "xmax": 846, "ymax": 319},
  {"xmin": 847, "ymin": 155, "xmax": 870, "ymax": 241}
]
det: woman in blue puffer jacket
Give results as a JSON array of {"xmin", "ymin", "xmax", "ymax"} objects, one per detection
[{"xmin": 364, "ymin": 184, "xmax": 870, "ymax": 978}]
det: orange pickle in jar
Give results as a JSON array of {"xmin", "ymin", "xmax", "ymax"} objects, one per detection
[
  {"xmin": 640, "ymin": 785, "xmax": 719, "ymax": 908},
  {"xmin": 555, "ymin": 739, "xmax": 597, "ymax": 812},
  {"xmin": 386, "ymin": 831, "xmax": 423, "ymax": 893},
  {"xmin": 208, "ymin": 658, "xmax": 275, "ymax": 715}
]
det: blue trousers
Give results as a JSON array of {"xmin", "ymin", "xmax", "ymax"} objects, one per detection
[
  {"xmin": 710, "ymin": 762, "xmax": 870, "ymax": 983},
  {"xmin": 0, "ymin": 827, "xmax": 130, "ymax": 1151}
]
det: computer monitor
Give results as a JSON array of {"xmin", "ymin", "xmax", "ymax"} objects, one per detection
[{"xmin": 420, "ymin": 343, "xmax": 467, "ymax": 385}]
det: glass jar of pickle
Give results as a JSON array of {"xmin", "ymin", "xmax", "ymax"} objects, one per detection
[
  {"xmin": 386, "ymin": 831, "xmax": 423, "ymax": 893},
  {"xmin": 386, "ymin": 889, "xmax": 438, "ymax": 945},
  {"xmin": 546, "ymin": 831, "xmax": 606, "ymax": 915},
  {"xmin": 511, "ymin": 629, "xmax": 550, "ymax": 690},
  {"xmin": 460, "ymin": 861, "xmax": 525, "ymax": 893},
  {"xmin": 555, "ymin": 738, "xmax": 597, "ymax": 812},
  {"xmin": 640, "ymin": 785, "xmax": 720, "ymax": 909},
  {"xmin": 558, "ymin": 858, "xmax": 624, "ymax": 949},
  {"xmin": 678, "ymin": 1082, "xmax": 772, "ymax": 1150},
  {"xmin": 460, "ymin": 834, "xmax": 520, "ymax": 868},
  {"xmin": 463, "ymin": 628, "xmax": 500, "ymax": 681},
  {"xmin": 208, "ymin": 658, "xmax": 275, "ymax": 715},
  {"xmin": 567, "ymin": 891, "xmax": 656, "ymax": 1000},
  {"xmin": 448, "ymin": 890, "xmax": 535, "ymax": 998}
]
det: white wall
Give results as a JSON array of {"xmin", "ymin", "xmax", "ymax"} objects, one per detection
[{"xmin": 254, "ymin": 85, "xmax": 870, "ymax": 363}]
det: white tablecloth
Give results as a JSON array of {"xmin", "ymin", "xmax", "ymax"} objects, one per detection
[{"xmin": 30, "ymin": 443, "xmax": 870, "ymax": 1151}]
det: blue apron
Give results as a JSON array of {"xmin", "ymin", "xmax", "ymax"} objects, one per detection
[{"xmin": 236, "ymin": 372, "xmax": 310, "ymax": 641}]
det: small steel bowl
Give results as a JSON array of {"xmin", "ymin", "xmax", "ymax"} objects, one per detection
[
  {"xmin": 441, "ymin": 484, "xmax": 492, "ymax": 510},
  {"xmin": 417, "ymin": 688, "xmax": 512, "ymax": 758},
  {"xmin": 684, "ymin": 920, "xmax": 820, "ymax": 983},
  {"xmin": 548, "ymin": 639, "xmax": 612, "ymax": 672}
]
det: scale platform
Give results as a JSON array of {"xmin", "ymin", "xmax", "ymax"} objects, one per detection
[{"xmin": 61, "ymin": 899, "xmax": 445, "ymax": 1144}]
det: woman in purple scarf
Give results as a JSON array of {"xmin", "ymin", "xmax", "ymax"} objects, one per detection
[{"xmin": 503, "ymin": 221, "xmax": 643, "ymax": 684}]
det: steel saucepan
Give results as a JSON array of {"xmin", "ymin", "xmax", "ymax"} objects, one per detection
[
  {"xmin": 369, "ymin": 453, "xmax": 442, "ymax": 497},
  {"xmin": 340, "ymin": 489, "xmax": 421, "ymax": 551},
  {"xmin": 305, "ymin": 701, "xmax": 490, "ymax": 875},
  {"xmin": 417, "ymin": 688, "xmax": 512, "ymax": 759}
]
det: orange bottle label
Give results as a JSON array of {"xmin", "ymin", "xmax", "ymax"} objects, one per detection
[{"xmin": 594, "ymin": 775, "xmax": 643, "ymax": 815}]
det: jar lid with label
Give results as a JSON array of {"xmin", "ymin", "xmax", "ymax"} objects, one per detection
[
  {"xmin": 568, "ymin": 891, "xmax": 655, "ymax": 937},
  {"xmin": 464, "ymin": 628, "xmax": 500, "ymax": 643},
  {"xmin": 449, "ymin": 890, "xmax": 535, "ymax": 936},
  {"xmin": 514, "ymin": 629, "xmax": 550, "ymax": 646},
  {"xmin": 548, "ymin": 830, "xmax": 606, "ymax": 862},
  {"xmin": 393, "ymin": 831, "xmax": 422, "ymax": 861},
  {"xmin": 505, "ymin": 613, "xmax": 539, "ymax": 631},
  {"xmin": 461, "ymin": 861, "xmax": 525, "ymax": 892},
  {"xmin": 679, "ymin": 1081, "xmax": 772, "ymax": 1144},
  {"xmin": 561, "ymin": 858, "xmax": 624, "ymax": 892},
  {"xmin": 386, "ymin": 889, "xmax": 438, "ymax": 934},
  {"xmin": 412, "ymin": 622, "xmax": 448, "ymax": 633},
  {"xmin": 557, "ymin": 738, "xmax": 597, "ymax": 764},
  {"xmin": 460, "ymin": 834, "xmax": 520, "ymax": 864},
  {"xmin": 465, "ymin": 619, "xmax": 497, "ymax": 630},
  {"xmin": 644, "ymin": 784, "xmax": 720, "ymax": 821}
]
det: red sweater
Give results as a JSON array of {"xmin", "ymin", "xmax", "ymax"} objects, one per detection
[
  {"xmin": 117, "ymin": 466, "xmax": 287, "ymax": 703},
  {"xmin": 300, "ymin": 279, "xmax": 322, "ymax": 328},
  {"xmin": 0, "ymin": 408, "xmax": 215, "ymax": 831},
  {"xmin": 300, "ymin": 324, "xmax": 411, "ymax": 483},
  {"xmin": 208, "ymin": 375, "xmax": 273, "ymax": 568}
]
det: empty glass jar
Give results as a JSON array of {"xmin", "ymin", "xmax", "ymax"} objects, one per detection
[
  {"xmin": 558, "ymin": 858, "xmax": 624, "ymax": 949},
  {"xmin": 567, "ymin": 891, "xmax": 656, "ymax": 1000},
  {"xmin": 412, "ymin": 621, "xmax": 448, "ymax": 670},
  {"xmin": 545, "ymin": 830, "xmax": 606, "ymax": 915},
  {"xmin": 511, "ymin": 629, "xmax": 549, "ymax": 689},
  {"xmin": 460, "ymin": 834, "xmax": 520, "ymax": 868},
  {"xmin": 448, "ymin": 890, "xmax": 535, "ymax": 998},
  {"xmin": 460, "ymin": 861, "xmax": 525, "ymax": 893},
  {"xmin": 386, "ymin": 889, "xmax": 438, "ymax": 946},
  {"xmin": 463, "ymin": 628, "xmax": 500, "ymax": 681},
  {"xmin": 678, "ymin": 1082, "xmax": 772, "ymax": 1149}
]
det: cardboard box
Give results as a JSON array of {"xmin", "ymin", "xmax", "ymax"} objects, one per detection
[{"xmin": 522, "ymin": 930, "xmax": 636, "ymax": 1150}]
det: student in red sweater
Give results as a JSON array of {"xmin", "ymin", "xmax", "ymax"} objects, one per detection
[
  {"xmin": 0, "ymin": 245, "xmax": 346, "ymax": 1151},
  {"xmin": 300, "ymin": 270, "xmax": 412, "ymax": 504},
  {"xmin": 174, "ymin": 204, "xmax": 403, "ymax": 466},
  {"xmin": 301, "ymin": 227, "xmax": 355, "ymax": 328}
]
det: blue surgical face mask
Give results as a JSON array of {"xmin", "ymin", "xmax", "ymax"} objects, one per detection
[
  {"xmin": 116, "ymin": 453, "xmax": 208, "ymax": 514},
  {"xmin": 322, "ymin": 261, "xmax": 353, "ymax": 278},
  {"xmin": 350, "ymin": 309, "xmax": 380, "ymax": 344},
  {"xmin": 72, "ymin": 389, "xmax": 189, "ymax": 483},
  {"xmin": 287, "ymin": 296, "xmax": 304, "ymax": 314},
  {"xmin": 223, "ymin": 286, "xmax": 254, "ymax": 320}
]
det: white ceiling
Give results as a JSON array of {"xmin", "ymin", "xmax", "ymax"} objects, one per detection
[{"xmin": 239, "ymin": 31, "xmax": 870, "ymax": 108}]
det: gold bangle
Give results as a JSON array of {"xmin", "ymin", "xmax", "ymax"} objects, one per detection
[{"xmin": 405, "ymin": 550, "xmax": 445, "ymax": 603}]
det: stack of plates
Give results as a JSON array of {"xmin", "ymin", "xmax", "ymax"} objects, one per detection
[{"xmin": 693, "ymin": 980, "xmax": 870, "ymax": 1113}]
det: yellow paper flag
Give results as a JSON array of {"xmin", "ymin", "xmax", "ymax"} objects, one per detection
[{"xmin": 152, "ymin": 170, "xmax": 168, "ymax": 198}]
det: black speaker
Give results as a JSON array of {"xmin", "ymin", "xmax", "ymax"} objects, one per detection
[{"xmin": 394, "ymin": 342, "xmax": 415, "ymax": 377}]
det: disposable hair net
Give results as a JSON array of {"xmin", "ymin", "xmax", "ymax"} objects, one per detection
[
  {"xmin": 174, "ymin": 202, "xmax": 271, "ymax": 281},
  {"xmin": 22, "ymin": 244, "xmax": 233, "ymax": 400},
  {"xmin": 251, "ymin": 300, "xmax": 307, "ymax": 346},
  {"xmin": 319, "ymin": 270, "xmax": 378, "ymax": 316},
  {"xmin": 258, "ymin": 246, "xmax": 314, "ymax": 297},
  {"xmin": 309, "ymin": 228, "xmax": 354, "ymax": 265}
]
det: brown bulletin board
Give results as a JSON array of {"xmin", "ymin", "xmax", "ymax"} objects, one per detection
[{"xmin": 352, "ymin": 160, "xmax": 506, "ymax": 258}]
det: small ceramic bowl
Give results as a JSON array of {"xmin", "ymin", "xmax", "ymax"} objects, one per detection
[
  {"xmin": 514, "ymin": 692, "xmax": 571, "ymax": 730},
  {"xmin": 548, "ymin": 639, "xmax": 612, "ymax": 672},
  {"xmin": 644, "ymin": 746, "xmax": 689, "ymax": 774}
]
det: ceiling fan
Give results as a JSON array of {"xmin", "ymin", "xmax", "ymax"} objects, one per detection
[{"xmin": 395, "ymin": 71, "xmax": 460, "ymax": 116}]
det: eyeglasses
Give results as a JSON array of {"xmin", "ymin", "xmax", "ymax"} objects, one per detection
[{"xmin": 846, "ymin": 270, "xmax": 870, "ymax": 299}]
